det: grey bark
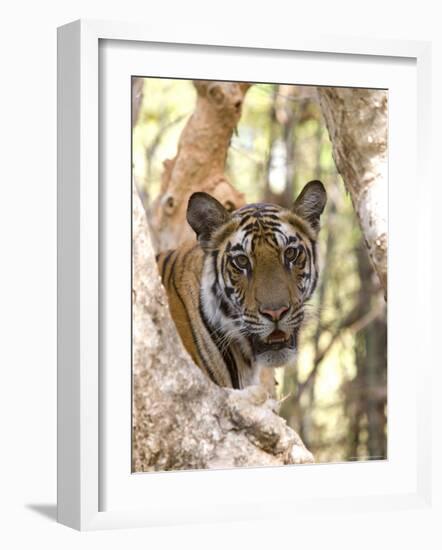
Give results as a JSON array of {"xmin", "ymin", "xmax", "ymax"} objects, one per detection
[
  {"xmin": 317, "ymin": 88, "xmax": 388, "ymax": 295},
  {"xmin": 132, "ymin": 183, "xmax": 314, "ymax": 471}
]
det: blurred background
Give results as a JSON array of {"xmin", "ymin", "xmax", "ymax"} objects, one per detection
[{"xmin": 133, "ymin": 78, "xmax": 387, "ymax": 464}]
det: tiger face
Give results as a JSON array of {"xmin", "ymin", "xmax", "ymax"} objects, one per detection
[{"xmin": 187, "ymin": 180, "xmax": 327, "ymax": 372}]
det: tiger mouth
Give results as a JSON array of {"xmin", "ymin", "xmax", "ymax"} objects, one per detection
[{"xmin": 252, "ymin": 330, "xmax": 296, "ymax": 354}]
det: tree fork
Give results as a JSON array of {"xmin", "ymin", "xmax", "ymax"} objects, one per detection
[{"xmin": 150, "ymin": 80, "xmax": 251, "ymax": 252}]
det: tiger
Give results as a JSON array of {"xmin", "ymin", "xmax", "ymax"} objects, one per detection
[{"xmin": 156, "ymin": 180, "xmax": 327, "ymax": 389}]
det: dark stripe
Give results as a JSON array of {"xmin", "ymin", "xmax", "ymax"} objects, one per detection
[
  {"xmin": 258, "ymin": 213, "xmax": 280, "ymax": 220},
  {"xmin": 241, "ymin": 221, "xmax": 260, "ymax": 234},
  {"xmin": 297, "ymin": 252, "xmax": 307, "ymax": 270},
  {"xmin": 223, "ymin": 351, "xmax": 240, "ymax": 390},
  {"xmin": 259, "ymin": 220, "xmax": 284, "ymax": 229},
  {"xmin": 160, "ymin": 250, "xmax": 175, "ymax": 282},
  {"xmin": 311, "ymin": 241, "xmax": 317, "ymax": 266},
  {"xmin": 291, "ymin": 310, "xmax": 305, "ymax": 324},
  {"xmin": 219, "ymin": 296, "xmax": 232, "ymax": 317},
  {"xmin": 198, "ymin": 301, "xmax": 240, "ymax": 389},
  {"xmin": 171, "ymin": 271, "xmax": 218, "ymax": 385},
  {"xmin": 263, "ymin": 226, "xmax": 285, "ymax": 237},
  {"xmin": 212, "ymin": 251, "xmax": 223, "ymax": 295},
  {"xmin": 238, "ymin": 214, "xmax": 252, "ymax": 227},
  {"xmin": 265, "ymin": 232, "xmax": 281, "ymax": 249},
  {"xmin": 167, "ymin": 252, "xmax": 180, "ymax": 288},
  {"xmin": 225, "ymin": 286, "xmax": 234, "ymax": 298}
]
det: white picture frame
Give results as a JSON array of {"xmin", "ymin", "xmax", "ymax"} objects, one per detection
[{"xmin": 57, "ymin": 19, "xmax": 432, "ymax": 531}]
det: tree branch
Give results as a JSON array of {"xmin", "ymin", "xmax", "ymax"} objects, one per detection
[
  {"xmin": 317, "ymin": 88, "xmax": 388, "ymax": 296},
  {"xmin": 150, "ymin": 80, "xmax": 251, "ymax": 252}
]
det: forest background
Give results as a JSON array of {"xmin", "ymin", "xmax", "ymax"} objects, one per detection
[{"xmin": 132, "ymin": 78, "xmax": 388, "ymax": 464}]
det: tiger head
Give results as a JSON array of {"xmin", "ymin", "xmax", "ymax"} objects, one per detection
[{"xmin": 187, "ymin": 180, "xmax": 327, "ymax": 370}]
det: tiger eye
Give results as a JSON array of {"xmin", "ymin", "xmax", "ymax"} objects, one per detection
[
  {"xmin": 234, "ymin": 254, "xmax": 250, "ymax": 269},
  {"xmin": 285, "ymin": 247, "xmax": 298, "ymax": 262}
]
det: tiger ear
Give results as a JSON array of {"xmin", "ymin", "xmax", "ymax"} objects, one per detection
[
  {"xmin": 292, "ymin": 180, "xmax": 327, "ymax": 231},
  {"xmin": 187, "ymin": 192, "xmax": 230, "ymax": 247}
]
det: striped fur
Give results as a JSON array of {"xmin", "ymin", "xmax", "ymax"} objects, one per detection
[{"xmin": 156, "ymin": 180, "xmax": 327, "ymax": 389}]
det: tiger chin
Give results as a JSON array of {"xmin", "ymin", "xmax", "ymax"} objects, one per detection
[{"xmin": 156, "ymin": 180, "xmax": 327, "ymax": 390}]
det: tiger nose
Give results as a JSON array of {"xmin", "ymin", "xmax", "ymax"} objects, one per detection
[{"xmin": 260, "ymin": 304, "xmax": 289, "ymax": 321}]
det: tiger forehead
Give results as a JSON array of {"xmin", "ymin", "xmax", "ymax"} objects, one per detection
[
  {"xmin": 211, "ymin": 205, "xmax": 285, "ymax": 246},
  {"xmin": 233, "ymin": 203, "xmax": 316, "ymax": 243},
  {"xmin": 229, "ymin": 209, "xmax": 300, "ymax": 253},
  {"xmin": 232, "ymin": 204, "xmax": 286, "ymax": 233},
  {"xmin": 210, "ymin": 202, "xmax": 312, "ymax": 252}
]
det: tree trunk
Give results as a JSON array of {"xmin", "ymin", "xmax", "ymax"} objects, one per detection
[
  {"xmin": 317, "ymin": 88, "xmax": 388, "ymax": 295},
  {"xmin": 132, "ymin": 183, "xmax": 314, "ymax": 471},
  {"xmin": 149, "ymin": 80, "xmax": 251, "ymax": 253}
]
